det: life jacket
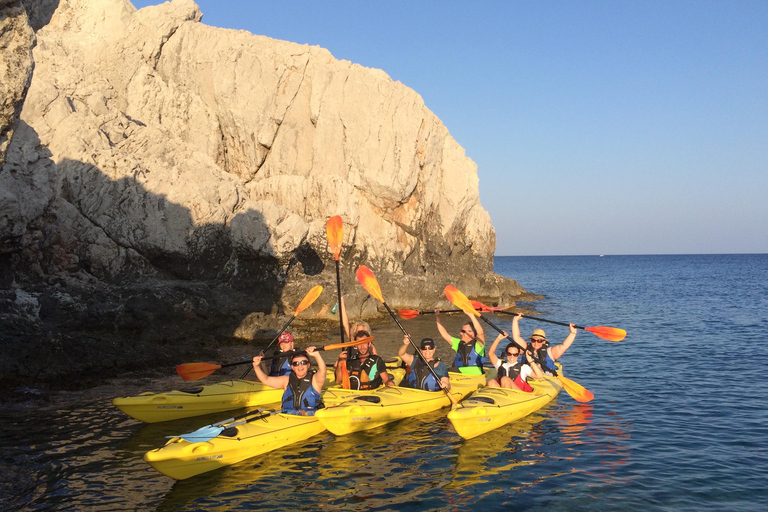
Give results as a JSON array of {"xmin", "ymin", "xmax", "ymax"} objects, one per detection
[
  {"xmin": 406, "ymin": 358, "xmax": 443, "ymax": 391},
  {"xmin": 497, "ymin": 360, "xmax": 534, "ymax": 392},
  {"xmin": 453, "ymin": 340, "xmax": 484, "ymax": 370},
  {"xmin": 531, "ymin": 344, "xmax": 558, "ymax": 376},
  {"xmin": 346, "ymin": 356, "xmax": 382, "ymax": 390},
  {"xmin": 281, "ymin": 371, "xmax": 324, "ymax": 415},
  {"xmin": 269, "ymin": 351, "xmax": 292, "ymax": 377}
]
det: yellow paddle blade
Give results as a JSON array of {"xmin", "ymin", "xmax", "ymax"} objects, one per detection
[
  {"xmin": 295, "ymin": 285, "xmax": 323, "ymax": 317},
  {"xmin": 326, "ymin": 215, "xmax": 343, "ymax": 261},
  {"xmin": 397, "ymin": 309, "xmax": 420, "ymax": 320},
  {"xmin": 585, "ymin": 326, "xmax": 627, "ymax": 342},
  {"xmin": 558, "ymin": 375, "xmax": 594, "ymax": 403},
  {"xmin": 356, "ymin": 265, "xmax": 384, "ymax": 303},
  {"xmin": 176, "ymin": 362, "xmax": 222, "ymax": 381},
  {"xmin": 323, "ymin": 336, "xmax": 374, "ymax": 351},
  {"xmin": 444, "ymin": 285, "xmax": 480, "ymax": 317}
]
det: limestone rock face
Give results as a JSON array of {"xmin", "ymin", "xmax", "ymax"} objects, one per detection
[{"xmin": 2, "ymin": 0, "xmax": 527, "ymax": 388}]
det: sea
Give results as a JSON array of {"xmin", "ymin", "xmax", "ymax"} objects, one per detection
[{"xmin": 2, "ymin": 254, "xmax": 767, "ymax": 511}]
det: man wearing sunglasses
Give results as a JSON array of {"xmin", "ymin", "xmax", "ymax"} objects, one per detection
[
  {"xmin": 511, "ymin": 313, "xmax": 577, "ymax": 375},
  {"xmin": 486, "ymin": 331, "xmax": 543, "ymax": 392},
  {"xmin": 435, "ymin": 310, "xmax": 486, "ymax": 375},
  {"xmin": 251, "ymin": 347, "xmax": 326, "ymax": 416},
  {"xmin": 334, "ymin": 330, "xmax": 395, "ymax": 390},
  {"xmin": 398, "ymin": 336, "xmax": 450, "ymax": 392}
]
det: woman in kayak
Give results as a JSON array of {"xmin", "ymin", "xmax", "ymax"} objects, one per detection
[
  {"xmin": 435, "ymin": 310, "xmax": 486, "ymax": 375},
  {"xmin": 511, "ymin": 313, "xmax": 576, "ymax": 375},
  {"xmin": 339, "ymin": 296, "xmax": 378, "ymax": 355},
  {"xmin": 334, "ymin": 330, "xmax": 395, "ymax": 390},
  {"xmin": 397, "ymin": 336, "xmax": 451, "ymax": 392},
  {"xmin": 251, "ymin": 348, "xmax": 326, "ymax": 416},
  {"xmin": 487, "ymin": 331, "xmax": 543, "ymax": 391}
]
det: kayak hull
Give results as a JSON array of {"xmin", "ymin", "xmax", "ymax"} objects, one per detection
[
  {"xmin": 447, "ymin": 376, "xmax": 562, "ymax": 440},
  {"xmin": 144, "ymin": 412, "xmax": 325, "ymax": 480},
  {"xmin": 315, "ymin": 372, "xmax": 485, "ymax": 435}
]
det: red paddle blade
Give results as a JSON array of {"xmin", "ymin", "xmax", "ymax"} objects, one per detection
[
  {"xmin": 176, "ymin": 362, "xmax": 222, "ymax": 381},
  {"xmin": 356, "ymin": 265, "xmax": 384, "ymax": 303},
  {"xmin": 559, "ymin": 375, "xmax": 594, "ymax": 403},
  {"xmin": 585, "ymin": 326, "xmax": 626, "ymax": 342},
  {"xmin": 295, "ymin": 285, "xmax": 323, "ymax": 317},
  {"xmin": 397, "ymin": 309, "xmax": 420, "ymax": 320},
  {"xmin": 444, "ymin": 285, "xmax": 479, "ymax": 317},
  {"xmin": 326, "ymin": 215, "xmax": 343, "ymax": 261}
]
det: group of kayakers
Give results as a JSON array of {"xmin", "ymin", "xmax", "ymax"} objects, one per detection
[{"xmin": 250, "ymin": 298, "xmax": 577, "ymax": 417}]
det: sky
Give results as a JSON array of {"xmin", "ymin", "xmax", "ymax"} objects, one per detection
[{"xmin": 132, "ymin": 0, "xmax": 767, "ymax": 256}]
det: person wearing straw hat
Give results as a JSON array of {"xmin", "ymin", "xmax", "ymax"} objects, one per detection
[{"xmin": 511, "ymin": 313, "xmax": 577, "ymax": 375}]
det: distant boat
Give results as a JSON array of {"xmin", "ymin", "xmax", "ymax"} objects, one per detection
[{"xmin": 599, "ymin": 254, "xmax": 604, "ymax": 257}]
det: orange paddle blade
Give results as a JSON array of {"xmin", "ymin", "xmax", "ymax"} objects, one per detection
[
  {"xmin": 558, "ymin": 375, "xmax": 594, "ymax": 403},
  {"xmin": 444, "ymin": 285, "xmax": 480, "ymax": 317},
  {"xmin": 585, "ymin": 326, "xmax": 626, "ymax": 342},
  {"xmin": 176, "ymin": 362, "xmax": 222, "ymax": 381},
  {"xmin": 295, "ymin": 285, "xmax": 323, "ymax": 317},
  {"xmin": 397, "ymin": 309, "xmax": 420, "ymax": 320},
  {"xmin": 323, "ymin": 336, "xmax": 374, "ymax": 351},
  {"xmin": 326, "ymin": 215, "xmax": 343, "ymax": 261},
  {"xmin": 356, "ymin": 265, "xmax": 384, "ymax": 303}
]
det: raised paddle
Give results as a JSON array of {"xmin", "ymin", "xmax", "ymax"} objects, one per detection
[
  {"xmin": 326, "ymin": 215, "xmax": 351, "ymax": 388},
  {"xmin": 356, "ymin": 266, "xmax": 459, "ymax": 405},
  {"xmin": 469, "ymin": 300, "xmax": 626, "ymax": 342},
  {"xmin": 443, "ymin": 286, "xmax": 594, "ymax": 403},
  {"xmin": 177, "ymin": 336, "xmax": 374, "ymax": 381},
  {"xmin": 239, "ymin": 285, "xmax": 323, "ymax": 379},
  {"xmin": 397, "ymin": 300, "xmax": 503, "ymax": 320}
]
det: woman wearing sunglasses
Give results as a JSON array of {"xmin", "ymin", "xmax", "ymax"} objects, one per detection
[
  {"xmin": 511, "ymin": 313, "xmax": 577, "ymax": 375},
  {"xmin": 435, "ymin": 310, "xmax": 486, "ymax": 375},
  {"xmin": 486, "ymin": 331, "xmax": 543, "ymax": 392},
  {"xmin": 251, "ymin": 347, "xmax": 326, "ymax": 416}
]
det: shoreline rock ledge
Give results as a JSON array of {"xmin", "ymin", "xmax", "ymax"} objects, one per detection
[{"xmin": 0, "ymin": 0, "xmax": 530, "ymax": 390}]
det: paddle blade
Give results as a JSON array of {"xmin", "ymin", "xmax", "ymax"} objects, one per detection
[
  {"xmin": 470, "ymin": 300, "xmax": 505, "ymax": 312},
  {"xmin": 397, "ymin": 309, "xmax": 420, "ymax": 320},
  {"xmin": 176, "ymin": 362, "xmax": 222, "ymax": 381},
  {"xmin": 295, "ymin": 285, "xmax": 323, "ymax": 317},
  {"xmin": 356, "ymin": 265, "xmax": 384, "ymax": 303},
  {"xmin": 326, "ymin": 215, "xmax": 343, "ymax": 261},
  {"xmin": 585, "ymin": 326, "xmax": 627, "ymax": 342},
  {"xmin": 168, "ymin": 425, "xmax": 225, "ymax": 443},
  {"xmin": 444, "ymin": 285, "xmax": 480, "ymax": 317},
  {"xmin": 559, "ymin": 375, "xmax": 594, "ymax": 403},
  {"xmin": 323, "ymin": 336, "xmax": 374, "ymax": 351}
]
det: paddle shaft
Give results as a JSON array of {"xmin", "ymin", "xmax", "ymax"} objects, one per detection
[
  {"xmin": 495, "ymin": 310, "xmax": 586, "ymax": 330},
  {"xmin": 381, "ymin": 302, "xmax": 458, "ymax": 405},
  {"xmin": 240, "ymin": 316, "xmax": 298, "ymax": 378}
]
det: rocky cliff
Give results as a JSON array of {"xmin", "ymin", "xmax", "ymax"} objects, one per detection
[{"xmin": 0, "ymin": 0, "xmax": 527, "ymax": 390}]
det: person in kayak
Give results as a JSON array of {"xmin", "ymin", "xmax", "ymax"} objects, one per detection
[
  {"xmin": 251, "ymin": 348, "xmax": 326, "ymax": 416},
  {"xmin": 435, "ymin": 310, "xmax": 486, "ymax": 375},
  {"xmin": 259, "ymin": 332, "xmax": 295, "ymax": 376},
  {"xmin": 511, "ymin": 313, "xmax": 576, "ymax": 375},
  {"xmin": 339, "ymin": 296, "xmax": 378, "ymax": 356},
  {"xmin": 487, "ymin": 331, "xmax": 543, "ymax": 391},
  {"xmin": 397, "ymin": 336, "xmax": 451, "ymax": 392},
  {"xmin": 334, "ymin": 330, "xmax": 395, "ymax": 390}
]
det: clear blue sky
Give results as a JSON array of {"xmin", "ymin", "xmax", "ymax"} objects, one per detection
[{"xmin": 132, "ymin": 0, "xmax": 767, "ymax": 255}]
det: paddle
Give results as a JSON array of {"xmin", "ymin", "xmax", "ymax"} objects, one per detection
[
  {"xmin": 177, "ymin": 336, "xmax": 374, "ymax": 381},
  {"xmin": 238, "ymin": 285, "xmax": 323, "ymax": 379},
  {"xmin": 397, "ymin": 301, "xmax": 502, "ymax": 320},
  {"xmin": 168, "ymin": 408, "xmax": 281, "ymax": 443},
  {"xmin": 326, "ymin": 215, "xmax": 351, "ymax": 388},
  {"xmin": 443, "ymin": 286, "xmax": 594, "ymax": 403},
  {"xmin": 356, "ymin": 266, "xmax": 459, "ymax": 405}
]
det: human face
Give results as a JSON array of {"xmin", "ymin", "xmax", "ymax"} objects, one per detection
[
  {"xmin": 506, "ymin": 349, "xmax": 520, "ymax": 359},
  {"xmin": 421, "ymin": 346, "xmax": 435, "ymax": 359},
  {"xmin": 530, "ymin": 338, "xmax": 545, "ymax": 348},
  {"xmin": 279, "ymin": 338, "xmax": 294, "ymax": 351},
  {"xmin": 357, "ymin": 342, "xmax": 371, "ymax": 357},
  {"xmin": 291, "ymin": 358, "xmax": 310, "ymax": 376},
  {"xmin": 459, "ymin": 325, "xmax": 474, "ymax": 339}
]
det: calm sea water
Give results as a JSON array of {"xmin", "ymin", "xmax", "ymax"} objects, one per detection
[{"xmin": 2, "ymin": 254, "xmax": 767, "ymax": 511}]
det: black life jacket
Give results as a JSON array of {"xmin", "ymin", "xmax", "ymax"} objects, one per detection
[
  {"xmin": 282, "ymin": 371, "xmax": 324, "ymax": 413},
  {"xmin": 453, "ymin": 340, "xmax": 484, "ymax": 369},
  {"xmin": 346, "ymin": 356, "xmax": 382, "ymax": 390},
  {"xmin": 269, "ymin": 350, "xmax": 292, "ymax": 376},
  {"xmin": 406, "ymin": 357, "xmax": 442, "ymax": 391},
  {"xmin": 497, "ymin": 360, "xmax": 526, "ymax": 380}
]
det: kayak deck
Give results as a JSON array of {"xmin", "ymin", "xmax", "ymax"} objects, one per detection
[
  {"xmin": 315, "ymin": 372, "xmax": 486, "ymax": 436},
  {"xmin": 447, "ymin": 376, "xmax": 563, "ymax": 440}
]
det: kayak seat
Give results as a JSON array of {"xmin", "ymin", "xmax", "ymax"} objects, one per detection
[
  {"xmin": 178, "ymin": 387, "xmax": 204, "ymax": 394},
  {"xmin": 219, "ymin": 427, "xmax": 240, "ymax": 438},
  {"xmin": 354, "ymin": 396, "xmax": 382, "ymax": 404}
]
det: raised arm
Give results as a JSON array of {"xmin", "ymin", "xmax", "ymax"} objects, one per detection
[
  {"xmin": 524, "ymin": 348, "xmax": 544, "ymax": 379},
  {"xmin": 252, "ymin": 355, "xmax": 288, "ymax": 390},
  {"xmin": 398, "ymin": 335, "xmax": 415, "ymax": 366},
  {"xmin": 467, "ymin": 312, "xmax": 485, "ymax": 344},
  {"xmin": 435, "ymin": 310, "xmax": 453, "ymax": 344},
  {"xmin": 511, "ymin": 314, "xmax": 527, "ymax": 349},
  {"xmin": 307, "ymin": 346, "xmax": 326, "ymax": 392},
  {"xmin": 487, "ymin": 332, "xmax": 507, "ymax": 366},
  {"xmin": 549, "ymin": 324, "xmax": 577, "ymax": 361}
]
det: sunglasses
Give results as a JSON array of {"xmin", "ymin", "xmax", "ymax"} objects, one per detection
[
  {"xmin": 531, "ymin": 338, "xmax": 546, "ymax": 343},
  {"xmin": 506, "ymin": 352, "xmax": 519, "ymax": 357},
  {"xmin": 291, "ymin": 360, "xmax": 310, "ymax": 367},
  {"xmin": 460, "ymin": 329, "xmax": 473, "ymax": 335},
  {"xmin": 356, "ymin": 331, "xmax": 371, "ymax": 338}
]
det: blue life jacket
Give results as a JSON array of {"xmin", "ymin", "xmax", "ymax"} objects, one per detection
[
  {"xmin": 269, "ymin": 351, "xmax": 292, "ymax": 376},
  {"xmin": 532, "ymin": 345, "xmax": 558, "ymax": 375},
  {"xmin": 281, "ymin": 371, "xmax": 323, "ymax": 415},
  {"xmin": 406, "ymin": 358, "xmax": 444, "ymax": 391},
  {"xmin": 453, "ymin": 340, "xmax": 484, "ymax": 370}
]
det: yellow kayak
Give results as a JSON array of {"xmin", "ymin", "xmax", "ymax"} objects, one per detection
[
  {"xmin": 115, "ymin": 362, "xmax": 404, "ymax": 423},
  {"xmin": 143, "ymin": 409, "xmax": 326, "ymax": 480},
  {"xmin": 447, "ymin": 375, "xmax": 563, "ymax": 440},
  {"xmin": 314, "ymin": 372, "xmax": 485, "ymax": 435}
]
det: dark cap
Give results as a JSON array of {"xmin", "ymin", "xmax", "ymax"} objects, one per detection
[{"xmin": 420, "ymin": 338, "xmax": 436, "ymax": 349}]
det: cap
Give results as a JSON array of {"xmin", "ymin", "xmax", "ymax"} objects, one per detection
[
  {"xmin": 420, "ymin": 338, "xmax": 436, "ymax": 349},
  {"xmin": 278, "ymin": 332, "xmax": 293, "ymax": 344}
]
